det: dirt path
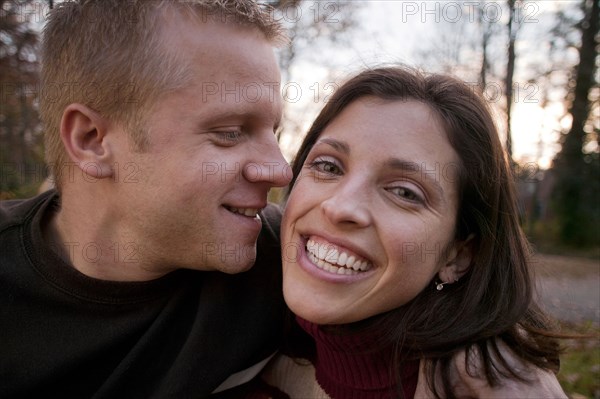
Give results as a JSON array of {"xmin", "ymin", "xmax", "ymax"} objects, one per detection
[{"xmin": 533, "ymin": 254, "xmax": 600, "ymax": 326}]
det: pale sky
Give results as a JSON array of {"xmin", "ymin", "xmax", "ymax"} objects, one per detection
[
  {"xmin": 279, "ymin": 1, "xmax": 579, "ymax": 169},
  {"xmin": 30, "ymin": 0, "xmax": 578, "ymax": 169}
]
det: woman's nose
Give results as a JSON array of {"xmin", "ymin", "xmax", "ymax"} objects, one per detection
[{"xmin": 320, "ymin": 180, "xmax": 372, "ymax": 228}]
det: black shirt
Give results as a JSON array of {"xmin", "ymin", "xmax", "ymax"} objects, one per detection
[{"xmin": 0, "ymin": 191, "xmax": 284, "ymax": 398}]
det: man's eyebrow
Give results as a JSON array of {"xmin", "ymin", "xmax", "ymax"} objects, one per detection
[
  {"xmin": 315, "ymin": 138, "xmax": 350, "ymax": 155},
  {"xmin": 384, "ymin": 158, "xmax": 445, "ymax": 200},
  {"xmin": 198, "ymin": 108, "xmax": 281, "ymax": 129},
  {"xmin": 198, "ymin": 110, "xmax": 246, "ymax": 124}
]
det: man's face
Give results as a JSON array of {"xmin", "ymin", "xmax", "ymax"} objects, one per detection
[{"xmin": 110, "ymin": 19, "xmax": 290, "ymax": 275}]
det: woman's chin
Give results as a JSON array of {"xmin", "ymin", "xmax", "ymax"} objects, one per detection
[{"xmin": 283, "ymin": 291, "xmax": 335, "ymax": 325}]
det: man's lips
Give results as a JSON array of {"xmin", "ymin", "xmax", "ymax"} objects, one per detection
[{"xmin": 223, "ymin": 205, "xmax": 264, "ymax": 218}]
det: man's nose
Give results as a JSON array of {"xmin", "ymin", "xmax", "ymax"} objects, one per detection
[{"xmin": 242, "ymin": 135, "xmax": 292, "ymax": 187}]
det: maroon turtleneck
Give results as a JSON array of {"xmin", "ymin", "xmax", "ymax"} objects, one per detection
[{"xmin": 297, "ymin": 316, "xmax": 420, "ymax": 399}]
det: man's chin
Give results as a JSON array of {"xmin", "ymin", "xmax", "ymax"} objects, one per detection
[
  {"xmin": 217, "ymin": 246, "xmax": 257, "ymax": 274},
  {"xmin": 221, "ymin": 258, "xmax": 256, "ymax": 274}
]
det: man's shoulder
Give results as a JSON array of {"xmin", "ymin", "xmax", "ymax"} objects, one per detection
[
  {"xmin": 260, "ymin": 202, "xmax": 282, "ymax": 227},
  {"xmin": 0, "ymin": 190, "xmax": 56, "ymax": 233},
  {"xmin": 249, "ymin": 203, "xmax": 283, "ymax": 275},
  {"xmin": 258, "ymin": 203, "xmax": 283, "ymax": 244}
]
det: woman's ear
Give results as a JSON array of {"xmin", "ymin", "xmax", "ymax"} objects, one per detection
[
  {"xmin": 438, "ymin": 234, "xmax": 476, "ymax": 284},
  {"xmin": 60, "ymin": 103, "xmax": 115, "ymax": 179}
]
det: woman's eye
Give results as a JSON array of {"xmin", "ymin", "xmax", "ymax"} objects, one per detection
[
  {"xmin": 307, "ymin": 157, "xmax": 342, "ymax": 176},
  {"xmin": 387, "ymin": 186, "xmax": 422, "ymax": 203},
  {"xmin": 319, "ymin": 162, "xmax": 340, "ymax": 174}
]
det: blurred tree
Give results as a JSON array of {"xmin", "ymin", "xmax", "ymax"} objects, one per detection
[
  {"xmin": 411, "ymin": 1, "xmax": 598, "ymax": 247},
  {"xmin": 477, "ymin": 2, "xmax": 498, "ymax": 90},
  {"xmin": 504, "ymin": 0, "xmax": 523, "ymax": 160},
  {"xmin": 0, "ymin": 0, "xmax": 45, "ymax": 198},
  {"xmin": 415, "ymin": 2, "xmax": 521, "ymax": 161},
  {"xmin": 550, "ymin": 0, "xmax": 599, "ymax": 247}
]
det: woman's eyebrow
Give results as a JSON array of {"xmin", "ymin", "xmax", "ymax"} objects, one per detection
[{"xmin": 315, "ymin": 138, "xmax": 350, "ymax": 155}]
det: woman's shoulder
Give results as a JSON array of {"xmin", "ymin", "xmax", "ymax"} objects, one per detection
[
  {"xmin": 263, "ymin": 342, "xmax": 567, "ymax": 399},
  {"xmin": 261, "ymin": 354, "xmax": 331, "ymax": 399},
  {"xmin": 415, "ymin": 341, "xmax": 567, "ymax": 399}
]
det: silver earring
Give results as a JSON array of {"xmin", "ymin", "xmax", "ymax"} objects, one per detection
[{"xmin": 435, "ymin": 280, "xmax": 448, "ymax": 291}]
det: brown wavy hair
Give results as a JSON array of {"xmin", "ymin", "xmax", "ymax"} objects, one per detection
[{"xmin": 286, "ymin": 66, "xmax": 561, "ymax": 398}]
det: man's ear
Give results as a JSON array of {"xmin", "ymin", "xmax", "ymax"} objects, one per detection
[
  {"xmin": 60, "ymin": 103, "xmax": 115, "ymax": 179},
  {"xmin": 438, "ymin": 234, "xmax": 476, "ymax": 283}
]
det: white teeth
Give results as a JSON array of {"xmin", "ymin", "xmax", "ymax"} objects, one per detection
[
  {"xmin": 337, "ymin": 252, "xmax": 348, "ymax": 266},
  {"xmin": 325, "ymin": 248, "xmax": 338, "ymax": 264},
  {"xmin": 309, "ymin": 252, "xmax": 357, "ymax": 276},
  {"xmin": 317, "ymin": 244, "xmax": 327, "ymax": 260},
  {"xmin": 228, "ymin": 206, "xmax": 259, "ymax": 217},
  {"xmin": 305, "ymin": 238, "xmax": 372, "ymax": 275},
  {"xmin": 346, "ymin": 255, "xmax": 356, "ymax": 269}
]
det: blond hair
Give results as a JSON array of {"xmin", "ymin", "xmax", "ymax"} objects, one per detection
[{"xmin": 41, "ymin": 0, "xmax": 285, "ymax": 187}]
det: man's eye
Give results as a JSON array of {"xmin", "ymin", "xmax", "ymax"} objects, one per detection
[
  {"xmin": 212, "ymin": 131, "xmax": 243, "ymax": 145},
  {"xmin": 220, "ymin": 131, "xmax": 242, "ymax": 141}
]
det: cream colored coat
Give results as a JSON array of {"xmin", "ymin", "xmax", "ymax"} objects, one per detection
[{"xmin": 262, "ymin": 345, "xmax": 567, "ymax": 398}]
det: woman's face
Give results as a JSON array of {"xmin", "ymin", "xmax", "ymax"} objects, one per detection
[{"xmin": 282, "ymin": 98, "xmax": 464, "ymax": 324}]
